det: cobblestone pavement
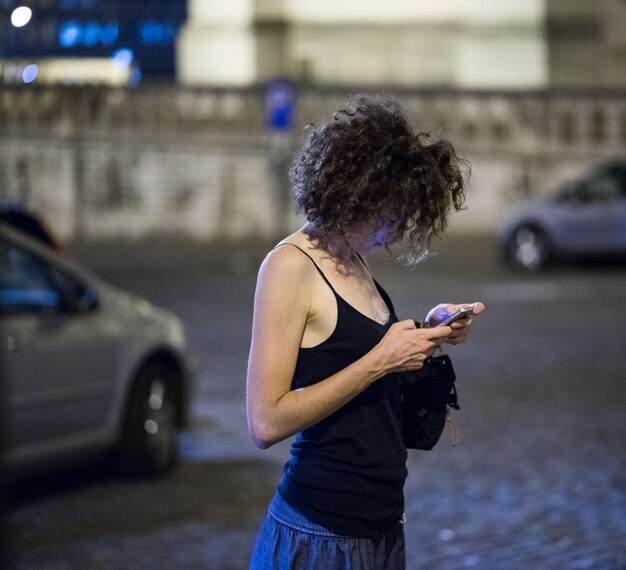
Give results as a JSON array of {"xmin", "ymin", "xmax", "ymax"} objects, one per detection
[{"xmin": 4, "ymin": 235, "xmax": 626, "ymax": 569}]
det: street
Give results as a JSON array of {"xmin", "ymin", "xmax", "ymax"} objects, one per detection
[{"xmin": 6, "ymin": 234, "xmax": 626, "ymax": 569}]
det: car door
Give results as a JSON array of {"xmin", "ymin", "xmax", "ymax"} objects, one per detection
[
  {"xmin": 0, "ymin": 236, "xmax": 122, "ymax": 463},
  {"xmin": 551, "ymin": 169, "xmax": 626, "ymax": 253}
]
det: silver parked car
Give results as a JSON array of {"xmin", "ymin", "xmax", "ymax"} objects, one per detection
[
  {"xmin": 1, "ymin": 222, "xmax": 192, "ymax": 477},
  {"xmin": 499, "ymin": 161, "xmax": 626, "ymax": 270}
]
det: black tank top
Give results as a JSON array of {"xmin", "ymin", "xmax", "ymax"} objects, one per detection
[{"xmin": 275, "ymin": 243, "xmax": 408, "ymax": 538}]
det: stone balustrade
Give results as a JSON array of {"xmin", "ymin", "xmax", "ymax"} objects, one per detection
[
  {"xmin": 2, "ymin": 84, "xmax": 625, "ymax": 151},
  {"xmin": 0, "ymin": 85, "xmax": 625, "ymax": 240}
]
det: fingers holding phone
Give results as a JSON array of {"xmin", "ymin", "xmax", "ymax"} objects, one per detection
[
  {"xmin": 373, "ymin": 320, "xmax": 452, "ymax": 373},
  {"xmin": 423, "ymin": 302, "xmax": 485, "ymax": 346}
]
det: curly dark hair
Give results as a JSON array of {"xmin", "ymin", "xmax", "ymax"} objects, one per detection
[{"xmin": 290, "ymin": 94, "xmax": 468, "ymax": 264}]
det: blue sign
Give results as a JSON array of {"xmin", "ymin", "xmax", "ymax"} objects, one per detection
[{"xmin": 266, "ymin": 78, "xmax": 295, "ymax": 131}]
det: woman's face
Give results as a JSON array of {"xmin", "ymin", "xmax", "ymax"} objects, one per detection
[{"xmin": 347, "ymin": 214, "xmax": 404, "ymax": 254}]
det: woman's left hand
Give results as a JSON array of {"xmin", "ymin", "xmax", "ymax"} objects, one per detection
[{"xmin": 424, "ymin": 302, "xmax": 485, "ymax": 346}]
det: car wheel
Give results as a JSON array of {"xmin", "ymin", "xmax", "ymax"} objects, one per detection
[
  {"xmin": 507, "ymin": 226, "xmax": 551, "ymax": 271},
  {"xmin": 117, "ymin": 362, "xmax": 179, "ymax": 477}
]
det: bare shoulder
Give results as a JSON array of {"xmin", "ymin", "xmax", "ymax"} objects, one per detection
[{"xmin": 257, "ymin": 242, "xmax": 316, "ymax": 291}]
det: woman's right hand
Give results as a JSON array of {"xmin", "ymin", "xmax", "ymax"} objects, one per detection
[{"xmin": 371, "ymin": 319, "xmax": 452, "ymax": 374}]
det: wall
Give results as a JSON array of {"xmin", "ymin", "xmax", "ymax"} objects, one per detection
[
  {"xmin": 1, "ymin": 85, "xmax": 625, "ymax": 241},
  {"xmin": 547, "ymin": 0, "xmax": 626, "ymax": 88},
  {"xmin": 178, "ymin": 0, "xmax": 626, "ymax": 90},
  {"xmin": 178, "ymin": 0, "xmax": 547, "ymax": 88}
]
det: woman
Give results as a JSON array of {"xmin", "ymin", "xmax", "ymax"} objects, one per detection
[{"xmin": 247, "ymin": 94, "xmax": 484, "ymax": 569}]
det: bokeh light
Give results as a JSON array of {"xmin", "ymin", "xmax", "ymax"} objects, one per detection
[
  {"xmin": 100, "ymin": 23, "xmax": 119, "ymax": 46},
  {"xmin": 112, "ymin": 48, "xmax": 134, "ymax": 68},
  {"xmin": 11, "ymin": 6, "xmax": 32, "ymax": 28},
  {"xmin": 59, "ymin": 21, "xmax": 82, "ymax": 47},
  {"xmin": 21, "ymin": 64, "xmax": 39, "ymax": 84},
  {"xmin": 82, "ymin": 21, "xmax": 101, "ymax": 47}
]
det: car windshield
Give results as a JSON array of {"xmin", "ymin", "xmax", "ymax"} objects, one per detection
[
  {"xmin": 559, "ymin": 167, "xmax": 625, "ymax": 203},
  {"xmin": 580, "ymin": 171, "xmax": 623, "ymax": 201}
]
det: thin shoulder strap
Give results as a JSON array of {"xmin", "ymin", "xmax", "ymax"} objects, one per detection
[
  {"xmin": 273, "ymin": 243, "xmax": 339, "ymax": 296},
  {"xmin": 353, "ymin": 251, "xmax": 369, "ymax": 274}
]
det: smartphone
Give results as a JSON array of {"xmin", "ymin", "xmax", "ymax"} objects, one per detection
[{"xmin": 438, "ymin": 306, "xmax": 474, "ymax": 326}]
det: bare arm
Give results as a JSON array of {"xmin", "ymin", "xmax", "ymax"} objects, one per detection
[{"xmin": 246, "ymin": 247, "xmax": 451, "ymax": 449}]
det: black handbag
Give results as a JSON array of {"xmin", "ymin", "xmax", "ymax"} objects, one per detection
[{"xmin": 398, "ymin": 354, "xmax": 459, "ymax": 450}]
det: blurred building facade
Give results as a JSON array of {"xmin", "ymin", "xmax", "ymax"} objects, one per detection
[
  {"xmin": 547, "ymin": 0, "xmax": 626, "ymax": 88},
  {"xmin": 178, "ymin": 0, "xmax": 547, "ymax": 88},
  {"xmin": 178, "ymin": 0, "xmax": 626, "ymax": 89},
  {"xmin": 0, "ymin": 1, "xmax": 625, "ymax": 242},
  {"xmin": 1, "ymin": 84, "xmax": 624, "ymax": 240}
]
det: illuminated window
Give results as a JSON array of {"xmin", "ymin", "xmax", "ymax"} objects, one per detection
[
  {"xmin": 138, "ymin": 21, "xmax": 177, "ymax": 45},
  {"xmin": 139, "ymin": 20, "xmax": 162, "ymax": 45},
  {"xmin": 82, "ymin": 21, "xmax": 101, "ymax": 46},
  {"xmin": 101, "ymin": 23, "xmax": 119, "ymax": 46},
  {"xmin": 59, "ymin": 21, "xmax": 82, "ymax": 47}
]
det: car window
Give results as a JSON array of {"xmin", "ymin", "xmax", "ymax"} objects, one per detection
[
  {"xmin": 604, "ymin": 165, "xmax": 626, "ymax": 195},
  {"xmin": 579, "ymin": 172, "xmax": 623, "ymax": 202},
  {"xmin": 0, "ymin": 240, "xmax": 89, "ymax": 316}
]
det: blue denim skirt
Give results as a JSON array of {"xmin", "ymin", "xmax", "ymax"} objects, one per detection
[{"xmin": 249, "ymin": 492, "xmax": 405, "ymax": 570}]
